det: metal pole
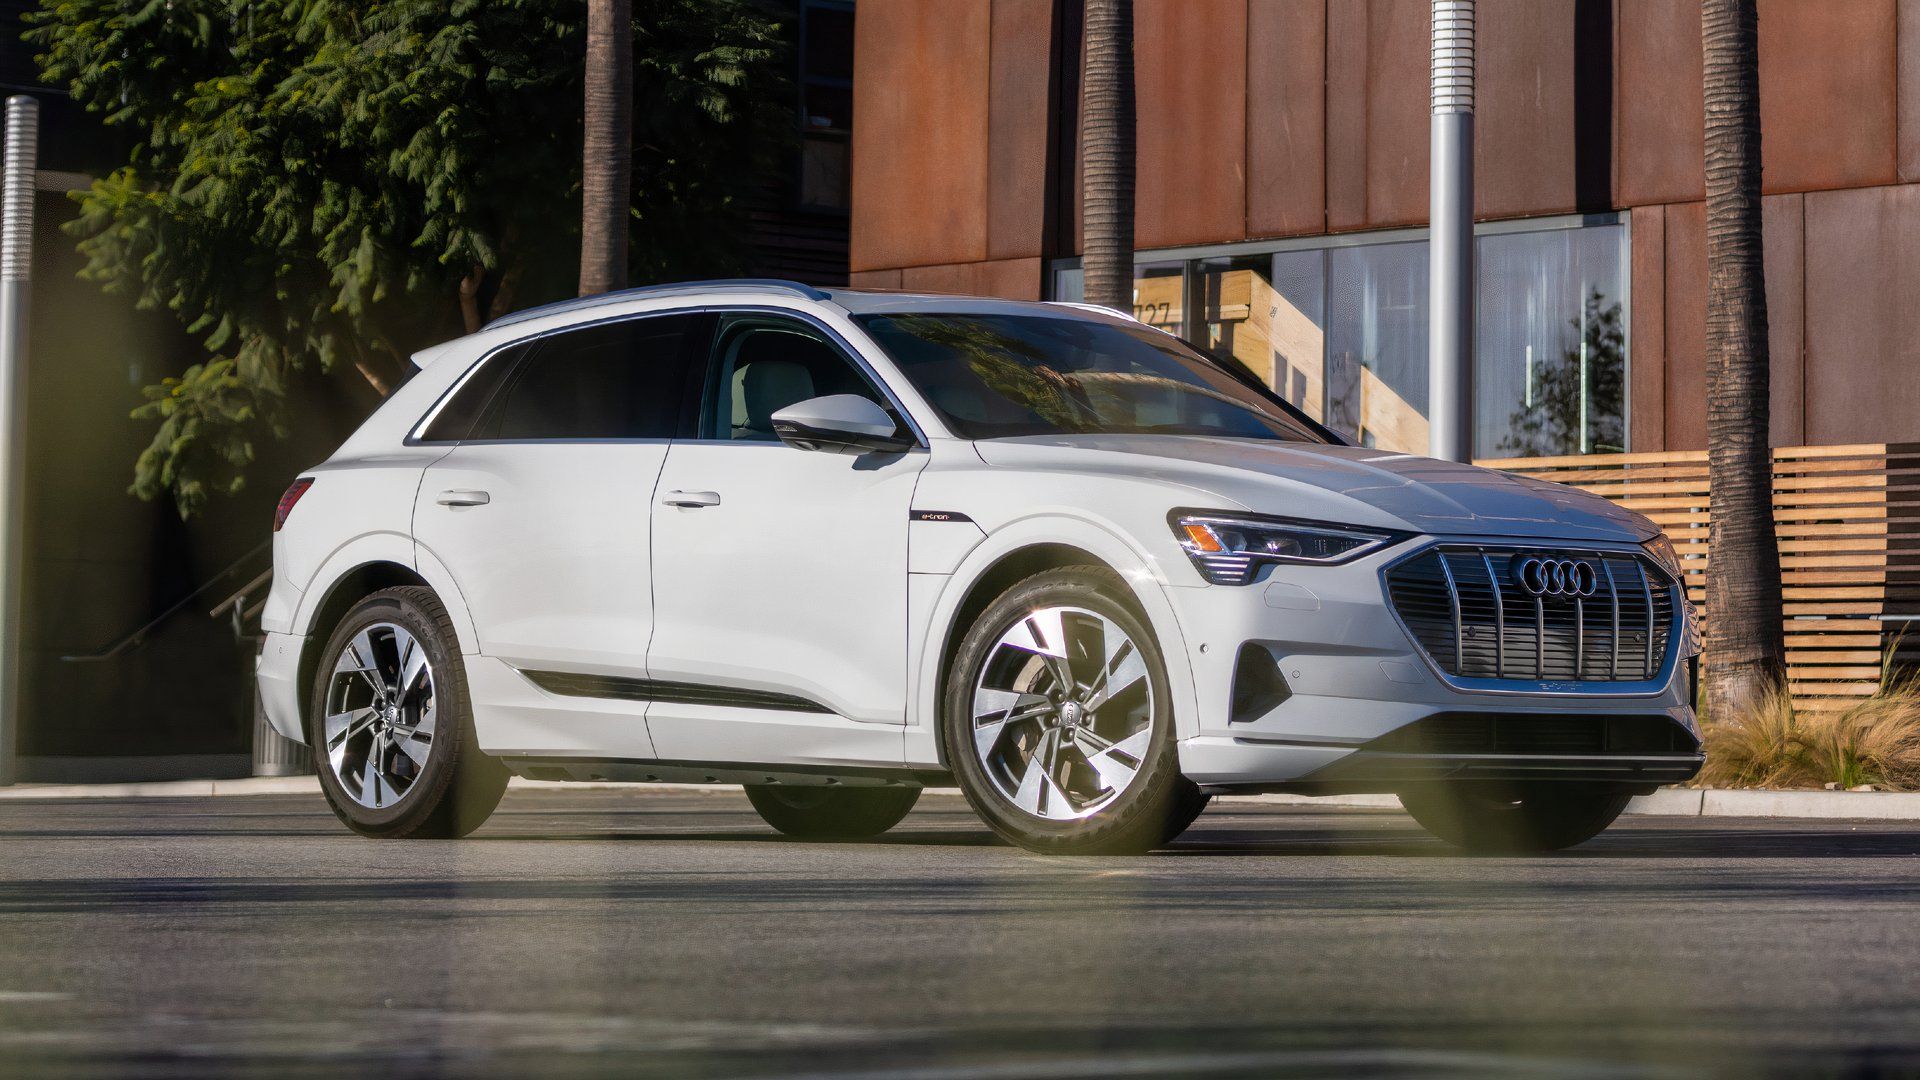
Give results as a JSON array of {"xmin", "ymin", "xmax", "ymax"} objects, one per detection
[
  {"xmin": 0, "ymin": 96, "xmax": 37, "ymax": 787},
  {"xmin": 1428, "ymin": 0, "xmax": 1475, "ymax": 462}
]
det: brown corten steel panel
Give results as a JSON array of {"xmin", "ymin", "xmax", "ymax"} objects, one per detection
[
  {"xmin": 1805, "ymin": 185, "xmax": 1920, "ymax": 444},
  {"xmin": 1363, "ymin": 0, "xmax": 1432, "ymax": 229},
  {"xmin": 849, "ymin": 0, "xmax": 992, "ymax": 272},
  {"xmin": 1472, "ymin": 0, "xmax": 1577, "ymax": 219},
  {"xmin": 898, "ymin": 257, "xmax": 1046, "ymax": 300},
  {"xmin": 848, "ymin": 268, "xmax": 904, "ymax": 290},
  {"xmin": 1616, "ymin": 0, "xmax": 1703, "ymax": 207},
  {"xmin": 1663, "ymin": 201, "xmax": 1707, "ymax": 451},
  {"xmin": 988, "ymin": 0, "xmax": 1056, "ymax": 260},
  {"xmin": 1763, "ymin": 193, "xmax": 1805, "ymax": 447},
  {"xmin": 1135, "ymin": 0, "xmax": 1247, "ymax": 248},
  {"xmin": 1756, "ymin": 0, "xmax": 1897, "ymax": 194},
  {"xmin": 1629, "ymin": 205, "xmax": 1667, "ymax": 452},
  {"xmin": 1900, "ymin": 0, "xmax": 1920, "ymax": 182},
  {"xmin": 1324, "ymin": 0, "xmax": 1372, "ymax": 231},
  {"xmin": 1656, "ymin": 197, "xmax": 1810, "ymax": 449},
  {"xmin": 1247, "ymin": 0, "xmax": 1326, "ymax": 238}
]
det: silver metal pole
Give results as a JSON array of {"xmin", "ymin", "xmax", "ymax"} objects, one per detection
[
  {"xmin": 0, "ymin": 96, "xmax": 37, "ymax": 787},
  {"xmin": 1428, "ymin": 0, "xmax": 1475, "ymax": 462}
]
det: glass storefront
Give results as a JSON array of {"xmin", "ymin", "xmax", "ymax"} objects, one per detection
[{"xmin": 1050, "ymin": 217, "xmax": 1628, "ymax": 458}]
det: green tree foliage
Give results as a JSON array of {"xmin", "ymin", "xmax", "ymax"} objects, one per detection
[{"xmin": 29, "ymin": 0, "xmax": 784, "ymax": 514}]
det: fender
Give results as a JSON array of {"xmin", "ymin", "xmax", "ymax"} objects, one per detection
[
  {"xmin": 289, "ymin": 533, "xmax": 479, "ymax": 656},
  {"xmin": 903, "ymin": 511, "xmax": 1201, "ymax": 769},
  {"xmin": 288, "ymin": 532, "xmax": 416, "ymax": 635},
  {"xmin": 407, "ymin": 541, "xmax": 481, "ymax": 655}
]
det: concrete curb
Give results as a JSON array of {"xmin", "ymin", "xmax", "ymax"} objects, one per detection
[
  {"xmin": 1238, "ymin": 787, "xmax": 1920, "ymax": 821},
  {"xmin": 4, "ymin": 776, "xmax": 1920, "ymax": 820}
]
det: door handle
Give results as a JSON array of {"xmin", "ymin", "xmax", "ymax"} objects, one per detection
[
  {"xmin": 436, "ymin": 489, "xmax": 491, "ymax": 507},
  {"xmin": 661, "ymin": 489, "xmax": 721, "ymax": 508}
]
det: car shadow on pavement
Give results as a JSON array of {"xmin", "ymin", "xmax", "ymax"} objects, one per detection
[
  {"xmin": 471, "ymin": 816, "xmax": 1920, "ymax": 861},
  {"xmin": 1164, "ymin": 820, "xmax": 1920, "ymax": 860}
]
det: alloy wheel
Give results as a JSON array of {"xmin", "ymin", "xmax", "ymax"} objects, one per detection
[
  {"xmin": 322, "ymin": 622, "xmax": 437, "ymax": 810},
  {"xmin": 970, "ymin": 605, "xmax": 1154, "ymax": 821}
]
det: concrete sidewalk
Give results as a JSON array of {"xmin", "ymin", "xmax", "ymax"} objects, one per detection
[{"xmin": 3, "ymin": 775, "xmax": 1920, "ymax": 820}]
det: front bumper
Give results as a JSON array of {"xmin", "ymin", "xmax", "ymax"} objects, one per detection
[{"xmin": 1164, "ymin": 537, "xmax": 1700, "ymax": 792}]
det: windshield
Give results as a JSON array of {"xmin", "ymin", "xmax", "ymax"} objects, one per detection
[{"xmin": 854, "ymin": 312, "xmax": 1331, "ymax": 443}]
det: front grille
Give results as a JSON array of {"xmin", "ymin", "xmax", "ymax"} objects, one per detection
[{"xmin": 1384, "ymin": 545, "xmax": 1679, "ymax": 684}]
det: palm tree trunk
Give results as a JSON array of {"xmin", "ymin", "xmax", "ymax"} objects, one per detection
[
  {"xmin": 580, "ymin": 0, "xmax": 632, "ymax": 297},
  {"xmin": 1701, "ymin": 0, "xmax": 1786, "ymax": 719},
  {"xmin": 1080, "ymin": 0, "xmax": 1134, "ymax": 313}
]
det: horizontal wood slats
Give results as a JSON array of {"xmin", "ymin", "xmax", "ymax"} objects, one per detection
[{"xmin": 1478, "ymin": 444, "xmax": 1920, "ymax": 709}]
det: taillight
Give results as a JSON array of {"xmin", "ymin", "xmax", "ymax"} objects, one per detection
[{"xmin": 274, "ymin": 478, "xmax": 314, "ymax": 532}]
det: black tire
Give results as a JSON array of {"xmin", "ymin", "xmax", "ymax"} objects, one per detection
[
  {"xmin": 1159, "ymin": 780, "xmax": 1213, "ymax": 846},
  {"xmin": 1398, "ymin": 784, "xmax": 1632, "ymax": 853},
  {"xmin": 943, "ymin": 565, "xmax": 1203, "ymax": 855},
  {"xmin": 308, "ymin": 586, "xmax": 508, "ymax": 839},
  {"xmin": 744, "ymin": 784, "xmax": 921, "ymax": 838}
]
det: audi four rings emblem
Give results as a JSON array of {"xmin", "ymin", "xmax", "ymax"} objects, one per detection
[{"xmin": 1514, "ymin": 556, "xmax": 1601, "ymax": 598}]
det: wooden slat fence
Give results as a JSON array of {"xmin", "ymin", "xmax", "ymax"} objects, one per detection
[{"xmin": 1478, "ymin": 444, "xmax": 1920, "ymax": 709}]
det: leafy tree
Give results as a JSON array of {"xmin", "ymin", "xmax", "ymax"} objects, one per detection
[{"xmin": 29, "ymin": 0, "xmax": 784, "ymax": 515}]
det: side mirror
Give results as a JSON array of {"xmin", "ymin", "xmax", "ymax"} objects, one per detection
[{"xmin": 770, "ymin": 394, "xmax": 914, "ymax": 455}]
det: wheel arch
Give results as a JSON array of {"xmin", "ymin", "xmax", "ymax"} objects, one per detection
[
  {"xmin": 294, "ymin": 560, "xmax": 434, "ymax": 740},
  {"xmin": 913, "ymin": 524, "xmax": 1200, "ymax": 770}
]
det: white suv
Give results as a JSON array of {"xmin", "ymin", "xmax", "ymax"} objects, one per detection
[{"xmin": 259, "ymin": 280, "xmax": 1700, "ymax": 854}]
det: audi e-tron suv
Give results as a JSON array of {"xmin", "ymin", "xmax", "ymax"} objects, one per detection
[{"xmin": 258, "ymin": 279, "xmax": 1701, "ymax": 854}]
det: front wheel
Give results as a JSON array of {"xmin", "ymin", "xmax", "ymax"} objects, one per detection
[
  {"xmin": 1399, "ymin": 784, "xmax": 1631, "ymax": 853},
  {"xmin": 944, "ymin": 566, "xmax": 1207, "ymax": 855},
  {"xmin": 744, "ymin": 785, "xmax": 921, "ymax": 838}
]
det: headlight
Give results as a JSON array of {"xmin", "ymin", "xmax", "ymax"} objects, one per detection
[
  {"xmin": 1641, "ymin": 533, "xmax": 1683, "ymax": 580},
  {"xmin": 1170, "ymin": 511, "xmax": 1401, "ymax": 585}
]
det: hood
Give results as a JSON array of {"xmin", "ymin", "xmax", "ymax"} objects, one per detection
[{"xmin": 971, "ymin": 435, "xmax": 1658, "ymax": 544}]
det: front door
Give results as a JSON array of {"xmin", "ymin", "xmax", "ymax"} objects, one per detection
[{"xmin": 645, "ymin": 312, "xmax": 925, "ymax": 765}]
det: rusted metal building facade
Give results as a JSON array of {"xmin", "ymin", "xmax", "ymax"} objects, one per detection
[{"xmin": 847, "ymin": 0, "xmax": 1920, "ymax": 456}]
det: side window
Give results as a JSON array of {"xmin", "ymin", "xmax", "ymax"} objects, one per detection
[
  {"xmin": 476, "ymin": 313, "xmax": 702, "ymax": 441},
  {"xmin": 704, "ymin": 315, "xmax": 889, "ymax": 441},
  {"xmin": 417, "ymin": 341, "xmax": 528, "ymax": 442}
]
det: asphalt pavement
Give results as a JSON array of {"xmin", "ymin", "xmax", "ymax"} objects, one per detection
[{"xmin": 2, "ymin": 788, "xmax": 1918, "ymax": 1078}]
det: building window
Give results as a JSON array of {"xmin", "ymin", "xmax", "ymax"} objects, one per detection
[
  {"xmin": 797, "ymin": 0, "xmax": 854, "ymax": 212},
  {"xmin": 1050, "ymin": 217, "xmax": 1628, "ymax": 458}
]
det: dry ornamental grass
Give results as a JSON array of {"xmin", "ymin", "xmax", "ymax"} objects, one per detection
[{"xmin": 1698, "ymin": 676, "xmax": 1920, "ymax": 791}]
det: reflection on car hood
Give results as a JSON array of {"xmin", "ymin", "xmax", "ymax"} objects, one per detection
[{"xmin": 971, "ymin": 434, "xmax": 1658, "ymax": 543}]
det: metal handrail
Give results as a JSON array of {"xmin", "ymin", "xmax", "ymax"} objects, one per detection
[
  {"xmin": 210, "ymin": 568, "xmax": 273, "ymax": 619},
  {"xmin": 59, "ymin": 540, "xmax": 271, "ymax": 662},
  {"xmin": 211, "ymin": 567, "xmax": 274, "ymax": 637}
]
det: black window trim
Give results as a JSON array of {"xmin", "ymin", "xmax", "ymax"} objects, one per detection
[
  {"xmin": 405, "ymin": 308, "xmax": 713, "ymax": 447},
  {"xmin": 678, "ymin": 306, "xmax": 930, "ymax": 450},
  {"xmin": 406, "ymin": 304, "xmax": 928, "ymax": 450}
]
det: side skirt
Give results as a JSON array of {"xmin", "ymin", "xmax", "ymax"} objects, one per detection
[{"xmin": 501, "ymin": 756, "xmax": 951, "ymax": 789}]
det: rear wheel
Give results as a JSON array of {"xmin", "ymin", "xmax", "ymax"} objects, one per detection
[
  {"xmin": 1399, "ymin": 784, "xmax": 1631, "ymax": 853},
  {"xmin": 309, "ymin": 587, "xmax": 507, "ymax": 839},
  {"xmin": 744, "ymin": 785, "xmax": 921, "ymax": 838},
  {"xmin": 944, "ymin": 566, "xmax": 1207, "ymax": 855}
]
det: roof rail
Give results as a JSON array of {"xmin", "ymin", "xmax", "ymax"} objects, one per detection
[{"xmin": 485, "ymin": 279, "xmax": 832, "ymax": 330}]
